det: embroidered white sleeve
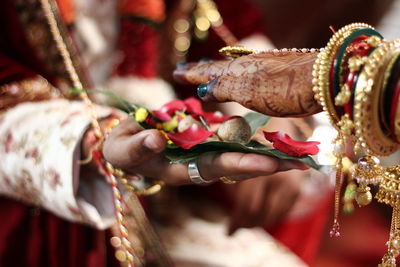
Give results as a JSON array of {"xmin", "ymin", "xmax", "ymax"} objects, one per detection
[{"xmin": 0, "ymin": 99, "xmax": 115, "ymax": 229}]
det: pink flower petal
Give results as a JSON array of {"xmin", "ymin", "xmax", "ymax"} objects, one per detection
[
  {"xmin": 167, "ymin": 125, "xmax": 213, "ymax": 149},
  {"xmin": 263, "ymin": 131, "xmax": 320, "ymax": 157}
]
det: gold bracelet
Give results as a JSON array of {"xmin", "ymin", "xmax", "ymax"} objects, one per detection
[
  {"xmin": 313, "ymin": 23, "xmax": 373, "ymax": 131},
  {"xmin": 379, "ymin": 50, "xmax": 400, "ymax": 135},
  {"xmin": 353, "ymin": 39, "xmax": 400, "ymax": 156},
  {"xmin": 109, "ymin": 165, "xmax": 165, "ymax": 196},
  {"xmin": 375, "ymin": 166, "xmax": 400, "ymax": 266}
]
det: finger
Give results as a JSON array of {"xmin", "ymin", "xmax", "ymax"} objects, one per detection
[
  {"xmin": 103, "ymin": 127, "xmax": 167, "ymax": 169},
  {"xmin": 107, "ymin": 117, "xmax": 143, "ymax": 137},
  {"xmin": 197, "ymin": 153, "xmax": 307, "ymax": 182},
  {"xmin": 173, "ymin": 60, "xmax": 231, "ymax": 85},
  {"xmin": 195, "ymin": 53, "xmax": 320, "ymax": 117},
  {"xmin": 128, "ymin": 152, "xmax": 306, "ymax": 186}
]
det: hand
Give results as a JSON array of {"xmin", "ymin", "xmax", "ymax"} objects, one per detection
[
  {"xmin": 102, "ymin": 117, "xmax": 308, "ymax": 185},
  {"xmin": 227, "ymin": 169, "xmax": 307, "ymax": 234},
  {"xmin": 173, "ymin": 52, "xmax": 322, "ymax": 117}
]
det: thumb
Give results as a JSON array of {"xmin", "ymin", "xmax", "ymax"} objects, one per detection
[{"xmin": 103, "ymin": 118, "xmax": 167, "ymax": 169}]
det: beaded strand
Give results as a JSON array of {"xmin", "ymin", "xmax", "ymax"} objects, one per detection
[{"xmin": 39, "ymin": 0, "xmax": 135, "ymax": 266}]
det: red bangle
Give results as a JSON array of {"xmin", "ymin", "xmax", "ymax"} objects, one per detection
[{"xmin": 343, "ymin": 71, "xmax": 357, "ymax": 118}]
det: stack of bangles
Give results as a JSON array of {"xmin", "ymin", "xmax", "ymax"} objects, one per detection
[{"xmin": 313, "ymin": 23, "xmax": 400, "ymax": 266}]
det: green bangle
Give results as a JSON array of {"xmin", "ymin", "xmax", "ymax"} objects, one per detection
[{"xmin": 332, "ymin": 28, "xmax": 383, "ymax": 97}]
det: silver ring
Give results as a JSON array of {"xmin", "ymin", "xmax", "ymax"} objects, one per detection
[{"xmin": 188, "ymin": 159, "xmax": 212, "ymax": 185}]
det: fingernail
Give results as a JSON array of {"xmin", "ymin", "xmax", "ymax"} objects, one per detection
[
  {"xmin": 197, "ymin": 83, "xmax": 208, "ymax": 98},
  {"xmin": 280, "ymin": 160, "xmax": 309, "ymax": 171},
  {"xmin": 176, "ymin": 62, "xmax": 187, "ymax": 68},
  {"xmin": 197, "ymin": 78, "xmax": 217, "ymax": 101},
  {"xmin": 200, "ymin": 58, "xmax": 212, "ymax": 62},
  {"xmin": 144, "ymin": 134, "xmax": 164, "ymax": 152}
]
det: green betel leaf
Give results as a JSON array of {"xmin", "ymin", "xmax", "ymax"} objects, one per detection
[
  {"xmin": 68, "ymin": 88, "xmax": 140, "ymax": 113},
  {"xmin": 243, "ymin": 112, "xmax": 271, "ymax": 135},
  {"xmin": 164, "ymin": 140, "xmax": 321, "ymax": 170}
]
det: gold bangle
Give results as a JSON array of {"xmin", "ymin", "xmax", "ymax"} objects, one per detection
[
  {"xmin": 312, "ymin": 23, "xmax": 373, "ymax": 130},
  {"xmin": 380, "ymin": 50, "xmax": 400, "ymax": 135},
  {"xmin": 106, "ymin": 164, "xmax": 165, "ymax": 196},
  {"xmin": 353, "ymin": 39, "xmax": 400, "ymax": 156}
]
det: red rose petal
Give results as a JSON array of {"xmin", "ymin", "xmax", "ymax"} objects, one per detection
[
  {"xmin": 144, "ymin": 116, "xmax": 157, "ymax": 127},
  {"xmin": 202, "ymin": 112, "xmax": 232, "ymax": 123},
  {"xmin": 263, "ymin": 131, "xmax": 320, "ymax": 157},
  {"xmin": 159, "ymin": 99, "xmax": 186, "ymax": 115},
  {"xmin": 167, "ymin": 125, "xmax": 213, "ymax": 149},
  {"xmin": 184, "ymin": 97, "xmax": 203, "ymax": 114},
  {"xmin": 152, "ymin": 110, "xmax": 172, "ymax": 122}
]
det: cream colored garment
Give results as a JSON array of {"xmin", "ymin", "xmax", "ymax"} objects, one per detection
[
  {"xmin": 160, "ymin": 218, "xmax": 307, "ymax": 267},
  {"xmin": 0, "ymin": 99, "xmax": 115, "ymax": 229}
]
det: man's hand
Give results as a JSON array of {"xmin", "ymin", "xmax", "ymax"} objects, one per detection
[{"xmin": 102, "ymin": 117, "xmax": 307, "ymax": 185}]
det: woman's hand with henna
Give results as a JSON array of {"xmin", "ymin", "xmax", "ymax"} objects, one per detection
[{"xmin": 174, "ymin": 52, "xmax": 322, "ymax": 117}]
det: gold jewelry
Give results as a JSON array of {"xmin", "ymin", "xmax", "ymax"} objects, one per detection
[
  {"xmin": 312, "ymin": 23, "xmax": 374, "ymax": 237},
  {"xmin": 313, "ymin": 23, "xmax": 372, "ymax": 130},
  {"xmin": 353, "ymin": 40, "xmax": 400, "ymax": 156},
  {"xmin": 379, "ymin": 51, "xmax": 400, "ymax": 134},
  {"xmin": 219, "ymin": 46, "xmax": 256, "ymax": 58},
  {"xmin": 107, "ymin": 165, "xmax": 165, "ymax": 196},
  {"xmin": 219, "ymin": 46, "xmax": 322, "ymax": 59},
  {"xmin": 352, "ymin": 156, "xmax": 384, "ymax": 206},
  {"xmin": 376, "ymin": 166, "xmax": 400, "ymax": 266},
  {"xmin": 219, "ymin": 176, "xmax": 237, "ymax": 184}
]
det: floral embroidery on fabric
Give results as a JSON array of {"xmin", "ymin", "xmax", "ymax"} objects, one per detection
[
  {"xmin": 43, "ymin": 168, "xmax": 62, "ymax": 190},
  {"xmin": 13, "ymin": 169, "xmax": 41, "ymax": 206},
  {"xmin": 25, "ymin": 147, "xmax": 42, "ymax": 163},
  {"xmin": 3, "ymin": 131, "xmax": 17, "ymax": 153},
  {"xmin": 0, "ymin": 100, "xmax": 114, "ymax": 227}
]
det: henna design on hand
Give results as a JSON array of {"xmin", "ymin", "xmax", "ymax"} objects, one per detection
[{"xmin": 174, "ymin": 52, "xmax": 322, "ymax": 117}]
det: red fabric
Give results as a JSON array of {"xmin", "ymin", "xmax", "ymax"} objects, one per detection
[
  {"xmin": 113, "ymin": 20, "xmax": 160, "ymax": 78},
  {"xmin": 0, "ymin": 0, "xmax": 57, "ymax": 86},
  {"xmin": 185, "ymin": 0, "xmax": 265, "ymax": 62},
  {"xmin": 0, "ymin": 55, "xmax": 36, "ymax": 85},
  {"xmin": 0, "ymin": 197, "xmax": 119, "ymax": 267},
  {"xmin": 267, "ymin": 193, "xmax": 333, "ymax": 266}
]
